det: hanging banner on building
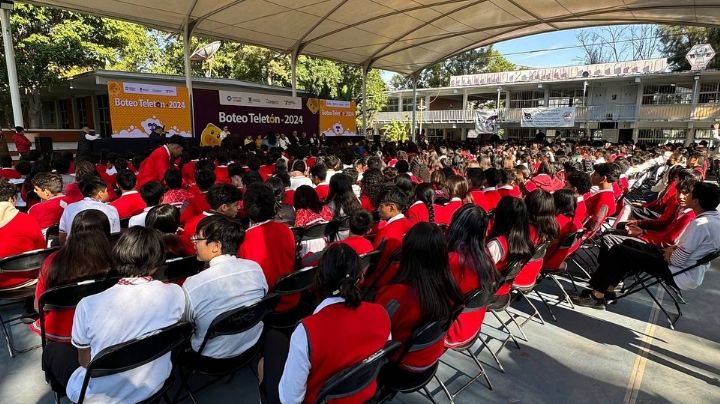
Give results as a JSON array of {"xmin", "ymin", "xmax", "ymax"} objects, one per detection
[
  {"xmin": 474, "ymin": 109, "xmax": 498, "ymax": 134},
  {"xmin": 107, "ymin": 81, "xmax": 192, "ymax": 137},
  {"xmin": 521, "ymin": 107, "xmax": 576, "ymax": 128},
  {"xmin": 193, "ymin": 89, "xmax": 319, "ymax": 146},
  {"xmin": 319, "ymin": 100, "xmax": 357, "ymax": 136}
]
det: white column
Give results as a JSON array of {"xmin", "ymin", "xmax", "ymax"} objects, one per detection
[
  {"xmin": 0, "ymin": 7, "xmax": 23, "ymax": 127},
  {"xmin": 411, "ymin": 76, "xmax": 417, "ymax": 142},
  {"xmin": 361, "ymin": 65, "xmax": 368, "ymax": 136},
  {"xmin": 633, "ymin": 79, "xmax": 643, "ymax": 143},
  {"xmin": 183, "ymin": 22, "xmax": 193, "ymax": 98},
  {"xmin": 687, "ymin": 75, "xmax": 701, "ymax": 145},
  {"xmin": 290, "ymin": 50, "xmax": 299, "ymax": 98},
  {"xmin": 397, "ymin": 96, "xmax": 403, "ymax": 112},
  {"xmin": 462, "ymin": 90, "xmax": 469, "ymax": 111}
]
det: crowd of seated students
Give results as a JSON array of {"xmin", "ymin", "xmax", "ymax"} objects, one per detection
[{"xmin": 2, "ymin": 134, "xmax": 720, "ymax": 402}]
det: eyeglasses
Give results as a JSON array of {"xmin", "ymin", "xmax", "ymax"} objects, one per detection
[{"xmin": 190, "ymin": 236, "xmax": 207, "ymax": 243}]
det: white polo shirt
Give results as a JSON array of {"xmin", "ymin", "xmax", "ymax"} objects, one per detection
[
  {"xmin": 128, "ymin": 206, "xmax": 154, "ymax": 228},
  {"xmin": 59, "ymin": 197, "xmax": 120, "ymax": 235},
  {"xmin": 182, "ymin": 254, "xmax": 268, "ymax": 358},
  {"xmin": 67, "ymin": 278, "xmax": 185, "ymax": 403}
]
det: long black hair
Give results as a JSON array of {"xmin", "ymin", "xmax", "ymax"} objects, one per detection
[
  {"xmin": 447, "ymin": 204, "xmax": 498, "ymax": 292},
  {"xmin": 487, "ymin": 196, "xmax": 534, "ymax": 263},
  {"xmin": 327, "ymin": 173, "xmax": 360, "ymax": 219},
  {"xmin": 315, "ymin": 244, "xmax": 363, "ymax": 308},
  {"xmin": 414, "ymin": 182, "xmax": 435, "ymax": 223},
  {"xmin": 525, "ymin": 190, "xmax": 559, "ymax": 243},
  {"xmin": 553, "ymin": 189, "xmax": 577, "ymax": 218},
  {"xmin": 294, "ymin": 185, "xmax": 323, "ymax": 213},
  {"xmin": 393, "ymin": 223, "xmax": 463, "ymax": 322}
]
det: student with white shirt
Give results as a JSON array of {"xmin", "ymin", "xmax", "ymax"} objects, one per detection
[
  {"xmin": 279, "ymin": 244, "xmax": 391, "ymax": 404},
  {"xmin": 183, "ymin": 215, "xmax": 268, "ymax": 359},
  {"xmin": 128, "ymin": 181, "xmax": 165, "ymax": 227},
  {"xmin": 63, "ymin": 227, "xmax": 185, "ymax": 403},
  {"xmin": 59, "ymin": 177, "xmax": 120, "ymax": 244}
]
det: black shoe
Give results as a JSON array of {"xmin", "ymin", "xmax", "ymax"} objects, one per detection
[
  {"xmin": 571, "ymin": 291, "xmax": 607, "ymax": 310},
  {"xmin": 605, "ymin": 291, "xmax": 618, "ymax": 305}
]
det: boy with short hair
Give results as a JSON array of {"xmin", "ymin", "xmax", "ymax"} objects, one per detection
[
  {"xmin": 29, "ymin": 172, "xmax": 69, "ymax": 231},
  {"xmin": 59, "ymin": 177, "xmax": 120, "ymax": 243},
  {"xmin": 110, "ymin": 169, "xmax": 146, "ymax": 219}
]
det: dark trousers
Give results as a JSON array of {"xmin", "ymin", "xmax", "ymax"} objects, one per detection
[
  {"xmin": 42, "ymin": 342, "xmax": 79, "ymax": 393},
  {"xmin": 590, "ymin": 239, "xmax": 671, "ymax": 292},
  {"xmin": 261, "ymin": 329, "xmax": 291, "ymax": 404}
]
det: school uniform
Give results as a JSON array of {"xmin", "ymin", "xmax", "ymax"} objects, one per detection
[
  {"xmin": 162, "ymin": 188, "xmax": 194, "ymax": 212},
  {"xmin": 180, "ymin": 192, "xmax": 210, "ymax": 225},
  {"xmin": 528, "ymin": 174, "xmax": 565, "ymax": 193},
  {"xmin": 0, "ymin": 167, "xmax": 21, "ymax": 180},
  {"xmin": 483, "ymin": 187, "xmax": 501, "ymax": 211},
  {"xmin": 279, "ymin": 297, "xmax": 391, "ymax": 403},
  {"xmin": 575, "ymin": 196, "xmax": 588, "ymax": 225},
  {"xmin": 497, "ymin": 185, "xmax": 522, "ymax": 198},
  {"xmin": 59, "ymin": 198, "xmax": 121, "ymax": 236},
  {"xmin": 406, "ymin": 201, "xmax": 431, "ymax": 225},
  {"xmin": 181, "ymin": 211, "xmax": 215, "ymax": 244},
  {"xmin": 640, "ymin": 208, "xmax": 695, "ymax": 246},
  {"xmin": 30, "ymin": 253, "xmax": 73, "ymax": 342},
  {"xmin": 314, "ymin": 183, "xmax": 329, "ymax": 201},
  {"xmin": 585, "ymin": 188, "xmax": 616, "ymax": 229},
  {"xmin": 360, "ymin": 194, "xmax": 375, "ymax": 211},
  {"xmin": 137, "ymin": 145, "xmax": 173, "ymax": 188},
  {"xmin": 0, "ymin": 206, "xmax": 46, "ymax": 289},
  {"xmin": 445, "ymin": 252, "xmax": 486, "ymax": 348},
  {"xmin": 214, "ymin": 165, "xmax": 229, "ymax": 184},
  {"xmin": 110, "ymin": 191, "xmax": 147, "ymax": 219},
  {"xmin": 469, "ymin": 189, "xmax": 489, "ymax": 212},
  {"xmin": 366, "ymin": 214, "xmax": 412, "ymax": 289},
  {"xmin": 282, "ymin": 188, "xmax": 295, "ymax": 206},
  {"xmin": 338, "ymin": 235, "xmax": 374, "ymax": 256},
  {"xmin": 180, "ymin": 160, "xmax": 197, "ymax": 186},
  {"xmin": 28, "ymin": 195, "xmax": 69, "ymax": 230},
  {"xmin": 487, "ymin": 236, "xmax": 511, "ymax": 296}
]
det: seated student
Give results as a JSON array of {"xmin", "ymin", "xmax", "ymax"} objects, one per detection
[
  {"xmin": 337, "ymin": 209, "xmax": 374, "ymax": 256},
  {"xmin": 289, "ymin": 160, "xmax": 312, "ymax": 190},
  {"xmin": 365, "ymin": 187, "xmax": 412, "ymax": 289},
  {"xmin": 525, "ymin": 161, "xmax": 565, "ymax": 193},
  {"xmin": 309, "ymin": 164, "xmax": 329, "ymax": 201},
  {"xmin": 161, "ymin": 168, "xmax": 193, "ymax": 212},
  {"xmin": 128, "ymin": 181, "xmax": 165, "ymax": 227},
  {"xmin": 585, "ymin": 163, "xmax": 619, "ymax": 232},
  {"xmin": 445, "ymin": 205, "xmax": 498, "ymax": 348},
  {"xmin": 0, "ymin": 155, "xmax": 20, "ymax": 179},
  {"xmin": 513, "ymin": 165, "xmax": 532, "ymax": 196},
  {"xmin": 553, "ymin": 189, "xmax": 581, "ymax": 242},
  {"xmin": 182, "ymin": 184, "xmax": 242, "ymax": 245},
  {"xmin": 267, "ymin": 176, "xmax": 295, "ymax": 225},
  {"xmin": 630, "ymin": 165, "xmax": 684, "ymax": 220},
  {"xmin": 359, "ymin": 168, "xmax": 384, "ymax": 211},
  {"xmin": 326, "ymin": 173, "xmax": 361, "ymax": 222},
  {"xmin": 110, "ymin": 169, "xmax": 147, "ymax": 219},
  {"xmin": 64, "ymin": 160, "xmax": 117, "ymax": 204},
  {"xmin": 526, "ymin": 190, "xmax": 560, "ymax": 245},
  {"xmin": 238, "ymin": 182, "xmax": 296, "ymax": 311},
  {"xmin": 498, "ymin": 168, "xmax": 523, "ymax": 198},
  {"xmin": 374, "ymin": 223, "xmax": 463, "ymax": 372},
  {"xmin": 572, "ymin": 182, "xmax": 720, "ymax": 309},
  {"xmin": 279, "ymin": 244, "xmax": 391, "ymax": 403},
  {"xmin": 293, "ymin": 185, "xmax": 333, "ymax": 228},
  {"xmin": 29, "ymin": 172, "xmax": 69, "ymax": 231},
  {"xmin": 59, "ymin": 177, "xmax": 120, "ymax": 244},
  {"xmin": 483, "ymin": 168, "xmax": 503, "ymax": 211},
  {"xmin": 44, "ymin": 227, "xmax": 185, "ymax": 403},
  {"xmin": 146, "ymin": 204, "xmax": 195, "ymax": 258},
  {"xmin": 436, "ymin": 175, "xmax": 470, "ymax": 226},
  {"xmin": 487, "ymin": 197, "xmax": 535, "ymax": 297},
  {"xmin": 180, "ymin": 169, "xmax": 216, "ymax": 224},
  {"xmin": 32, "ymin": 210, "xmax": 113, "ymax": 344},
  {"xmin": 184, "ymin": 215, "xmax": 267, "ymax": 358},
  {"xmin": 565, "ymin": 170, "xmax": 592, "ymax": 225},
  {"xmin": 407, "ymin": 182, "xmax": 436, "ymax": 225},
  {"xmin": 0, "ymin": 179, "xmax": 46, "ymax": 288},
  {"xmin": 466, "ymin": 168, "xmax": 489, "ymax": 211}
]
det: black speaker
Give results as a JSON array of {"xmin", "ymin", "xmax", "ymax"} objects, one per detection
[
  {"xmin": 373, "ymin": 135, "xmax": 381, "ymax": 144},
  {"xmin": 35, "ymin": 136, "xmax": 53, "ymax": 155}
]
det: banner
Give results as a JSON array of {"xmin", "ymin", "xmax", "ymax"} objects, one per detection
[
  {"xmin": 521, "ymin": 107, "xmax": 576, "ymax": 128},
  {"xmin": 474, "ymin": 109, "xmax": 498, "ymax": 134},
  {"xmin": 193, "ymin": 89, "xmax": 319, "ymax": 147},
  {"xmin": 319, "ymin": 99, "xmax": 357, "ymax": 136},
  {"xmin": 107, "ymin": 81, "xmax": 192, "ymax": 138}
]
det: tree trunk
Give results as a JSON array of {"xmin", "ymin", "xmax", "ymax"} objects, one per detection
[{"xmin": 27, "ymin": 89, "xmax": 42, "ymax": 129}]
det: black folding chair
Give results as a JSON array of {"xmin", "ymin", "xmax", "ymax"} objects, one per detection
[
  {"xmin": 359, "ymin": 250, "xmax": 381, "ymax": 273},
  {"xmin": 437, "ymin": 287, "xmax": 496, "ymax": 401},
  {"xmin": 507, "ymin": 241, "xmax": 552, "ymax": 330},
  {"xmin": 264, "ymin": 266, "xmax": 319, "ymax": 330},
  {"xmin": 178, "ymin": 294, "xmax": 280, "ymax": 404},
  {"xmin": 45, "ymin": 223, "xmax": 60, "ymax": 248},
  {"xmin": 316, "ymin": 341, "xmax": 401, "ymax": 404},
  {"xmin": 615, "ymin": 250, "xmax": 720, "ymax": 329},
  {"xmin": 537, "ymin": 230, "xmax": 586, "ymax": 320},
  {"xmin": 153, "ymin": 256, "xmax": 205, "ymax": 283},
  {"xmin": 76, "ymin": 321, "xmax": 193, "ymax": 404},
  {"xmin": 484, "ymin": 259, "xmax": 526, "ymax": 354},
  {"xmin": 0, "ymin": 247, "xmax": 59, "ymax": 357}
]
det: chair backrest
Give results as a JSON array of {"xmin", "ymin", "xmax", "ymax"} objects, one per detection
[
  {"xmin": 198, "ymin": 293, "xmax": 280, "ymax": 354},
  {"xmin": 558, "ymin": 230, "xmax": 584, "ymax": 249},
  {"xmin": 153, "ymin": 256, "xmax": 204, "ymax": 282},
  {"xmin": 359, "ymin": 250, "xmax": 380, "ymax": 272},
  {"xmin": 499, "ymin": 259, "xmax": 525, "ymax": 284},
  {"xmin": 119, "ymin": 218, "xmax": 130, "ymax": 229},
  {"xmin": 531, "ymin": 241, "xmax": 552, "ymax": 262},
  {"xmin": 0, "ymin": 247, "xmax": 59, "ymax": 274},
  {"xmin": 303, "ymin": 222, "xmax": 328, "ymax": 241},
  {"xmin": 407, "ymin": 320, "xmax": 449, "ymax": 353},
  {"xmin": 274, "ymin": 266, "xmax": 318, "ymax": 295},
  {"xmin": 290, "ymin": 226, "xmax": 304, "ymax": 244},
  {"xmin": 78, "ymin": 322, "xmax": 192, "ymax": 404},
  {"xmin": 463, "ymin": 287, "xmax": 496, "ymax": 312},
  {"xmin": 45, "ymin": 223, "xmax": 60, "ymax": 243},
  {"xmin": 38, "ymin": 277, "xmax": 120, "ymax": 348},
  {"xmin": 315, "ymin": 341, "xmax": 402, "ymax": 404}
]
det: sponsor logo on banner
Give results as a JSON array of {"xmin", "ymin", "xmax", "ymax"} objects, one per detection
[
  {"xmin": 521, "ymin": 107, "xmax": 576, "ymax": 128},
  {"xmin": 122, "ymin": 82, "xmax": 177, "ymax": 96},
  {"xmin": 219, "ymin": 90, "xmax": 302, "ymax": 110},
  {"xmin": 108, "ymin": 81, "xmax": 191, "ymax": 137},
  {"xmin": 474, "ymin": 110, "xmax": 498, "ymax": 134}
]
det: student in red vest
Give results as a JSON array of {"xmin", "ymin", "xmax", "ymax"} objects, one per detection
[
  {"xmin": 32, "ymin": 210, "xmax": 112, "ymax": 348},
  {"xmin": 630, "ymin": 165, "xmax": 684, "ymax": 221},
  {"xmin": 585, "ymin": 163, "xmax": 620, "ymax": 232},
  {"xmin": 526, "ymin": 161, "xmax": 565, "ymax": 193},
  {"xmin": 487, "ymin": 197, "xmax": 535, "ymax": 297},
  {"xmin": 337, "ymin": 209, "xmax": 374, "ymax": 256},
  {"xmin": 0, "ymin": 155, "xmax": 20, "ymax": 180},
  {"xmin": 436, "ymin": 175, "xmax": 470, "ymax": 226},
  {"xmin": 136, "ymin": 135, "xmax": 185, "ymax": 188},
  {"xmin": 514, "ymin": 190, "xmax": 560, "ymax": 287},
  {"xmin": 499, "ymin": 168, "xmax": 523, "ymax": 198},
  {"xmin": 0, "ymin": 179, "xmax": 46, "ymax": 289},
  {"xmin": 445, "ymin": 205, "xmax": 498, "ymax": 348},
  {"xmin": 267, "ymin": 176, "xmax": 296, "ymax": 226},
  {"xmin": 359, "ymin": 168, "xmax": 383, "ymax": 211},
  {"xmin": 29, "ymin": 172, "xmax": 69, "ymax": 231},
  {"xmin": 64, "ymin": 160, "xmax": 116, "ymax": 204},
  {"xmin": 180, "ymin": 169, "xmax": 216, "ymax": 225},
  {"xmin": 374, "ymin": 223, "xmax": 462, "ymax": 377},
  {"xmin": 565, "ymin": 170, "xmax": 592, "ymax": 225},
  {"xmin": 544, "ymin": 189, "xmax": 580, "ymax": 268},
  {"xmin": 238, "ymin": 182, "xmax": 296, "ymax": 311},
  {"xmin": 279, "ymin": 244, "xmax": 391, "ymax": 403},
  {"xmin": 110, "ymin": 170, "xmax": 147, "ymax": 219},
  {"xmin": 483, "ymin": 168, "xmax": 503, "ymax": 211},
  {"xmin": 467, "ymin": 168, "xmax": 489, "ymax": 211},
  {"xmin": 364, "ymin": 187, "xmax": 412, "ymax": 289},
  {"xmin": 182, "ymin": 184, "xmax": 241, "ymax": 246},
  {"xmin": 310, "ymin": 164, "xmax": 329, "ymax": 201},
  {"xmin": 407, "ymin": 183, "xmax": 436, "ymax": 225}
]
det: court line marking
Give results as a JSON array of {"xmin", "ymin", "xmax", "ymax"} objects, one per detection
[{"xmin": 623, "ymin": 288, "xmax": 664, "ymax": 404}]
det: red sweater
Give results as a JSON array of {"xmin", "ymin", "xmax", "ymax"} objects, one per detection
[
  {"xmin": 640, "ymin": 208, "xmax": 695, "ymax": 247},
  {"xmin": 28, "ymin": 195, "xmax": 69, "ymax": 230},
  {"xmin": 314, "ymin": 184, "xmax": 329, "ymax": 201},
  {"xmin": 435, "ymin": 199, "xmax": 463, "ymax": 226},
  {"xmin": 483, "ymin": 189, "xmax": 502, "ymax": 211},
  {"xmin": 469, "ymin": 190, "xmax": 489, "ymax": 211},
  {"xmin": 12, "ymin": 133, "xmax": 31, "ymax": 153},
  {"xmin": 497, "ymin": 185, "xmax": 522, "ymax": 199},
  {"xmin": 0, "ymin": 168, "xmax": 21, "ymax": 180},
  {"xmin": 181, "ymin": 160, "xmax": 197, "ymax": 186},
  {"xmin": 29, "ymin": 253, "xmax": 73, "ymax": 343},
  {"xmin": 407, "ymin": 201, "xmax": 431, "ymax": 225},
  {"xmin": 367, "ymin": 216, "xmax": 412, "ymax": 289},
  {"xmin": 110, "ymin": 191, "xmax": 146, "ymax": 219},
  {"xmin": 0, "ymin": 212, "xmax": 45, "ymax": 288},
  {"xmin": 302, "ymin": 302, "xmax": 390, "ymax": 404},
  {"xmin": 338, "ymin": 235, "xmax": 374, "ymax": 256},
  {"xmin": 585, "ymin": 189, "xmax": 616, "ymax": 229},
  {"xmin": 446, "ymin": 252, "xmax": 486, "ymax": 348},
  {"xmin": 137, "ymin": 146, "xmax": 171, "ymax": 188},
  {"xmin": 180, "ymin": 192, "xmax": 210, "ymax": 224}
]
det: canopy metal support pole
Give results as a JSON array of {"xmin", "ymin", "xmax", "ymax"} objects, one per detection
[
  {"xmin": 183, "ymin": 20, "xmax": 195, "ymax": 134},
  {"xmin": 411, "ymin": 75, "xmax": 417, "ymax": 142},
  {"xmin": 361, "ymin": 64, "xmax": 369, "ymax": 137},
  {"xmin": 0, "ymin": 5, "xmax": 23, "ymax": 127},
  {"xmin": 291, "ymin": 48, "xmax": 300, "ymax": 98}
]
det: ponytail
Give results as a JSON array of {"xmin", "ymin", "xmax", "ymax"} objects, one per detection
[
  {"xmin": 315, "ymin": 244, "xmax": 363, "ymax": 308},
  {"xmin": 425, "ymin": 200, "xmax": 435, "ymax": 224}
]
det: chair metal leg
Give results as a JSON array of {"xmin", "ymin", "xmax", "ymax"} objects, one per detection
[
  {"xmin": 550, "ymin": 274, "xmax": 576, "ymax": 309},
  {"xmin": 422, "ymin": 385, "xmax": 440, "ymax": 404},
  {"xmin": 476, "ymin": 337, "xmax": 504, "ymax": 373},
  {"xmin": 503, "ymin": 308, "xmax": 528, "ymax": 342},
  {"xmin": 0, "ymin": 314, "xmax": 15, "ymax": 358},
  {"xmin": 433, "ymin": 375, "xmax": 454, "ymax": 404},
  {"xmin": 516, "ymin": 291, "xmax": 545, "ymax": 325},
  {"xmin": 534, "ymin": 288, "xmax": 558, "ymax": 321},
  {"xmin": 639, "ymin": 277, "xmax": 676, "ymax": 330},
  {"xmin": 490, "ymin": 310, "xmax": 521, "ymax": 349}
]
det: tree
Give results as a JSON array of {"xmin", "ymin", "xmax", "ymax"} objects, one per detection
[
  {"xmin": 390, "ymin": 47, "xmax": 514, "ymax": 89},
  {"xmin": 381, "ymin": 118, "xmax": 410, "ymax": 142},
  {"xmin": 658, "ymin": 26, "xmax": 720, "ymax": 71},
  {"xmin": 0, "ymin": 4, "xmax": 161, "ymax": 126},
  {"xmin": 575, "ymin": 25, "xmax": 661, "ymax": 64}
]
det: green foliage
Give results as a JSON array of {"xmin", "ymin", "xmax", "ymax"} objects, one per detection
[
  {"xmin": 390, "ymin": 47, "xmax": 514, "ymax": 89},
  {"xmin": 381, "ymin": 118, "xmax": 410, "ymax": 142},
  {"xmin": 659, "ymin": 26, "xmax": 720, "ymax": 71}
]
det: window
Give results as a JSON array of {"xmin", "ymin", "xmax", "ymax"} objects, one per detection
[
  {"xmin": 401, "ymin": 97, "xmax": 415, "ymax": 112},
  {"xmin": 548, "ymin": 88, "xmax": 585, "ymax": 107},
  {"xmin": 383, "ymin": 97, "xmax": 399, "ymax": 112},
  {"xmin": 97, "ymin": 95, "xmax": 111, "ymax": 136},
  {"xmin": 40, "ymin": 100, "xmax": 57, "ymax": 128},
  {"xmin": 642, "ymin": 85, "xmax": 692, "ymax": 105},
  {"xmin": 504, "ymin": 127, "xmax": 537, "ymax": 141},
  {"xmin": 76, "ymin": 98, "xmax": 89, "ymax": 128},
  {"xmin": 509, "ymin": 91, "xmax": 545, "ymax": 108},
  {"xmin": 58, "ymin": 99, "xmax": 72, "ymax": 129},
  {"xmin": 699, "ymin": 82, "xmax": 720, "ymax": 104},
  {"xmin": 637, "ymin": 128, "xmax": 686, "ymax": 144}
]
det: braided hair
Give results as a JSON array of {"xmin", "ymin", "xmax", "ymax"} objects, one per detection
[{"xmin": 415, "ymin": 182, "xmax": 435, "ymax": 223}]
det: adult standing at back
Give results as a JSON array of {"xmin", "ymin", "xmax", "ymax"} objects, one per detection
[
  {"xmin": 136, "ymin": 135, "xmax": 185, "ymax": 188},
  {"xmin": 76, "ymin": 127, "xmax": 100, "ymax": 155},
  {"xmin": 12, "ymin": 126, "xmax": 31, "ymax": 156}
]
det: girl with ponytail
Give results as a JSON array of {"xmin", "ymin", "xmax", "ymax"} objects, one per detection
[
  {"xmin": 279, "ymin": 244, "xmax": 391, "ymax": 403},
  {"xmin": 407, "ymin": 182, "xmax": 436, "ymax": 225}
]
